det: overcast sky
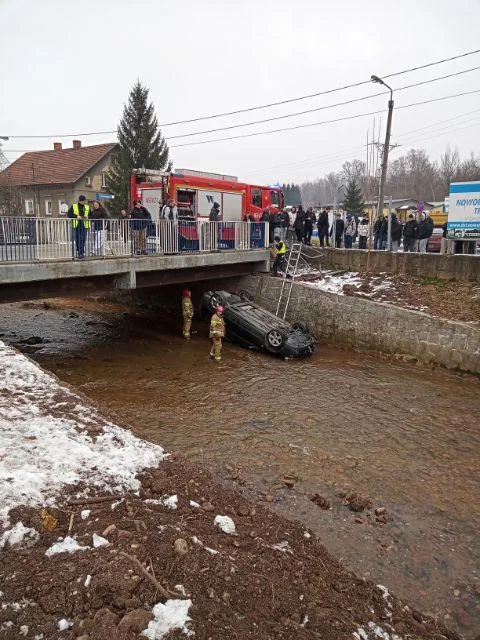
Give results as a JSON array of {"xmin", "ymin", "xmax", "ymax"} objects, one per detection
[{"xmin": 1, "ymin": 0, "xmax": 480, "ymax": 185}]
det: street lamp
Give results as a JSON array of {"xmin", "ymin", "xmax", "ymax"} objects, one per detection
[{"xmin": 371, "ymin": 75, "xmax": 394, "ymax": 225}]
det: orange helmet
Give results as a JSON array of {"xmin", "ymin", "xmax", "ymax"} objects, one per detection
[
  {"xmin": 216, "ymin": 305, "xmax": 224, "ymax": 315},
  {"xmin": 182, "ymin": 288, "xmax": 191, "ymax": 298}
]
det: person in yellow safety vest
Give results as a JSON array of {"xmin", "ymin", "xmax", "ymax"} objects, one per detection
[
  {"xmin": 272, "ymin": 234, "xmax": 287, "ymax": 276},
  {"xmin": 182, "ymin": 288, "xmax": 194, "ymax": 339},
  {"xmin": 209, "ymin": 304, "xmax": 225, "ymax": 361},
  {"xmin": 67, "ymin": 195, "xmax": 90, "ymax": 259}
]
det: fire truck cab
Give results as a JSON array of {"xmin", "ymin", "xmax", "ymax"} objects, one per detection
[{"xmin": 130, "ymin": 168, "xmax": 283, "ymax": 222}]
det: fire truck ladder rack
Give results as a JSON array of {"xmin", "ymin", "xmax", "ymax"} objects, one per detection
[{"xmin": 275, "ymin": 243, "xmax": 303, "ymax": 320}]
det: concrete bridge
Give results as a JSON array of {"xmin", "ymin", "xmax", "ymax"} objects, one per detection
[{"xmin": 0, "ymin": 218, "xmax": 270, "ymax": 302}]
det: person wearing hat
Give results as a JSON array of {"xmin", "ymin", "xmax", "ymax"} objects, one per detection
[
  {"xmin": 67, "ymin": 195, "xmax": 90, "ymax": 259},
  {"xmin": 181, "ymin": 288, "xmax": 194, "ymax": 339}
]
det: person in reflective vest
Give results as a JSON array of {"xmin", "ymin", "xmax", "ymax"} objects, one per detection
[
  {"xmin": 182, "ymin": 288, "xmax": 194, "ymax": 339},
  {"xmin": 272, "ymin": 235, "xmax": 287, "ymax": 276},
  {"xmin": 209, "ymin": 305, "xmax": 225, "ymax": 361},
  {"xmin": 67, "ymin": 195, "xmax": 90, "ymax": 259}
]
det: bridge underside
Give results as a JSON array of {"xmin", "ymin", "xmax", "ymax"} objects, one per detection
[{"xmin": 0, "ymin": 251, "xmax": 270, "ymax": 303}]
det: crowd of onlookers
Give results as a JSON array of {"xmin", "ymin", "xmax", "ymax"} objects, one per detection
[{"xmin": 262, "ymin": 205, "xmax": 477, "ymax": 255}]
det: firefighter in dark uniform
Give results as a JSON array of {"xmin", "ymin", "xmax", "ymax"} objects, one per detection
[
  {"xmin": 209, "ymin": 304, "xmax": 225, "ymax": 361},
  {"xmin": 182, "ymin": 288, "xmax": 194, "ymax": 339},
  {"xmin": 272, "ymin": 235, "xmax": 287, "ymax": 276}
]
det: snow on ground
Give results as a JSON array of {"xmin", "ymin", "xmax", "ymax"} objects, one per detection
[
  {"xmin": 0, "ymin": 341, "xmax": 165, "ymax": 527},
  {"xmin": 143, "ymin": 599, "xmax": 193, "ymax": 639},
  {"xmin": 302, "ymin": 270, "xmax": 393, "ymax": 296}
]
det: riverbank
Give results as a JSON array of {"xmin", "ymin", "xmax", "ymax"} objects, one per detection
[{"xmin": 0, "ymin": 341, "xmax": 461, "ymax": 640}]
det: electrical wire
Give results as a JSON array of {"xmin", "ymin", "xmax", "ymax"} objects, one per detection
[
  {"xmin": 169, "ymin": 87, "xmax": 480, "ymax": 148},
  {"xmin": 163, "ymin": 66, "xmax": 480, "ymax": 140},
  {"xmin": 3, "ymin": 48, "xmax": 480, "ymax": 139}
]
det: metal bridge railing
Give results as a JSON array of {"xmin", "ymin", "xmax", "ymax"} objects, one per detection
[{"xmin": 0, "ymin": 218, "xmax": 269, "ymax": 262}]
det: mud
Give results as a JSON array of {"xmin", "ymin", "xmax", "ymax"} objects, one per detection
[{"xmin": 1, "ymin": 297, "xmax": 479, "ymax": 637}]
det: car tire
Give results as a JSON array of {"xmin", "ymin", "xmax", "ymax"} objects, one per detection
[
  {"xmin": 292, "ymin": 321, "xmax": 308, "ymax": 333},
  {"xmin": 209, "ymin": 292, "xmax": 224, "ymax": 312},
  {"xmin": 264, "ymin": 328, "xmax": 286, "ymax": 352},
  {"xmin": 238, "ymin": 289, "xmax": 252, "ymax": 301}
]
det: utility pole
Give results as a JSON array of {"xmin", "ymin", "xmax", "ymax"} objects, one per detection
[{"xmin": 371, "ymin": 75, "xmax": 394, "ymax": 225}]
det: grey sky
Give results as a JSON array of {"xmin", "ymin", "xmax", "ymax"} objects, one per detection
[{"xmin": 1, "ymin": 0, "xmax": 480, "ymax": 185}]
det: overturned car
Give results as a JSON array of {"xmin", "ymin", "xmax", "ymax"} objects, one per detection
[{"xmin": 201, "ymin": 290, "xmax": 315, "ymax": 358}]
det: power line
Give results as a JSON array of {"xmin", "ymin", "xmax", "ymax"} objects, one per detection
[
  {"xmin": 165, "ymin": 65, "xmax": 480, "ymax": 140},
  {"xmin": 157, "ymin": 48, "xmax": 480, "ymax": 126},
  {"xmin": 4, "ymin": 48, "xmax": 480, "ymax": 140},
  {"xmin": 169, "ymin": 87, "xmax": 480, "ymax": 148}
]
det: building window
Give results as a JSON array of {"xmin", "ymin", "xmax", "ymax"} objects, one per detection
[
  {"xmin": 58, "ymin": 200, "xmax": 67, "ymax": 215},
  {"xmin": 45, "ymin": 200, "xmax": 52, "ymax": 216},
  {"xmin": 101, "ymin": 172, "xmax": 107, "ymax": 188},
  {"xmin": 25, "ymin": 199, "xmax": 34, "ymax": 215},
  {"xmin": 85, "ymin": 176, "xmax": 92, "ymax": 187},
  {"xmin": 252, "ymin": 188, "xmax": 262, "ymax": 208}
]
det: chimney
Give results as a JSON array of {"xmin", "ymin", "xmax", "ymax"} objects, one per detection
[
  {"xmin": 53, "ymin": 142, "xmax": 62, "ymax": 151},
  {"xmin": 72, "ymin": 140, "xmax": 81, "ymax": 149}
]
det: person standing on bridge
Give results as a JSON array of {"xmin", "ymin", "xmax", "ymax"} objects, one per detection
[
  {"xmin": 182, "ymin": 288, "xmax": 194, "ymax": 339},
  {"xmin": 209, "ymin": 304, "xmax": 225, "ymax": 362},
  {"xmin": 68, "ymin": 195, "xmax": 90, "ymax": 259},
  {"xmin": 130, "ymin": 200, "xmax": 151, "ymax": 255}
]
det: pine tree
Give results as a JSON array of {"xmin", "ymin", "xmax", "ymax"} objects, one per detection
[
  {"xmin": 107, "ymin": 81, "xmax": 170, "ymax": 210},
  {"xmin": 342, "ymin": 179, "xmax": 365, "ymax": 214}
]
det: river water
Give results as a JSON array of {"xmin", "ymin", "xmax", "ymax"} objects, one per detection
[{"xmin": 1, "ymin": 297, "xmax": 479, "ymax": 636}]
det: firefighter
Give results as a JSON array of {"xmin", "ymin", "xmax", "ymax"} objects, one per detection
[
  {"xmin": 209, "ymin": 304, "xmax": 225, "ymax": 361},
  {"xmin": 272, "ymin": 235, "xmax": 287, "ymax": 276},
  {"xmin": 67, "ymin": 195, "xmax": 90, "ymax": 259},
  {"xmin": 182, "ymin": 288, "xmax": 194, "ymax": 339}
]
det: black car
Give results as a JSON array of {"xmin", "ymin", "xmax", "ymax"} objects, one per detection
[{"xmin": 201, "ymin": 290, "xmax": 315, "ymax": 358}]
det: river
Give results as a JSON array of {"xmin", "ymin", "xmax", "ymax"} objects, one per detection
[{"xmin": 1, "ymin": 296, "xmax": 479, "ymax": 636}]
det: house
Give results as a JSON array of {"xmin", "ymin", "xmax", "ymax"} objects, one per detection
[{"xmin": 0, "ymin": 140, "xmax": 119, "ymax": 216}]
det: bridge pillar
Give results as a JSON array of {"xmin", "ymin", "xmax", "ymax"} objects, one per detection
[{"xmin": 114, "ymin": 270, "xmax": 136, "ymax": 290}]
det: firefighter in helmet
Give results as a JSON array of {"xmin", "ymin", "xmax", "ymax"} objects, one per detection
[
  {"xmin": 209, "ymin": 304, "xmax": 225, "ymax": 361},
  {"xmin": 182, "ymin": 288, "xmax": 194, "ymax": 339}
]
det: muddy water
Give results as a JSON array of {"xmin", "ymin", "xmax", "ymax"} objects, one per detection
[{"xmin": 2, "ymin": 299, "xmax": 479, "ymax": 636}]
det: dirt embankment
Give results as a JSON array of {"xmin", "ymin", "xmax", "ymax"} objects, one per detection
[{"xmin": 0, "ymin": 457, "xmax": 461, "ymax": 640}]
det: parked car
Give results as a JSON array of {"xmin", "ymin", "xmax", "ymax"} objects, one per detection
[
  {"xmin": 427, "ymin": 227, "xmax": 443, "ymax": 252},
  {"xmin": 200, "ymin": 290, "xmax": 315, "ymax": 358}
]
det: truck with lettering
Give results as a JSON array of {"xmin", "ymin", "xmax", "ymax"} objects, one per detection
[{"xmin": 130, "ymin": 168, "xmax": 283, "ymax": 222}]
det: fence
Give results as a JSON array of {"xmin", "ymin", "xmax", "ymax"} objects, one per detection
[{"xmin": 0, "ymin": 218, "xmax": 269, "ymax": 262}]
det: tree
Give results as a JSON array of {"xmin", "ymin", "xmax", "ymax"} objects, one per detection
[
  {"xmin": 107, "ymin": 81, "xmax": 170, "ymax": 210},
  {"xmin": 438, "ymin": 146, "xmax": 460, "ymax": 195},
  {"xmin": 342, "ymin": 179, "xmax": 365, "ymax": 214}
]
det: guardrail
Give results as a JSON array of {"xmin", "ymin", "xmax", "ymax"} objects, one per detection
[{"xmin": 0, "ymin": 218, "xmax": 269, "ymax": 262}]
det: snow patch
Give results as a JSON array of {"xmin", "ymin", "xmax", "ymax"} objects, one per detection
[
  {"xmin": 57, "ymin": 618, "xmax": 73, "ymax": 631},
  {"xmin": 0, "ymin": 341, "xmax": 165, "ymax": 527},
  {"xmin": 84, "ymin": 575, "xmax": 92, "ymax": 587},
  {"xmin": 271, "ymin": 540, "xmax": 293, "ymax": 554},
  {"xmin": 353, "ymin": 621, "xmax": 403, "ymax": 640},
  {"xmin": 0, "ymin": 522, "xmax": 39, "ymax": 549},
  {"xmin": 145, "ymin": 494, "xmax": 178, "ymax": 510},
  {"xmin": 45, "ymin": 536, "xmax": 90, "ymax": 557},
  {"xmin": 214, "ymin": 515, "xmax": 236, "ymax": 535},
  {"xmin": 19, "ymin": 625, "xmax": 28, "ymax": 636},
  {"xmin": 80, "ymin": 509, "xmax": 91, "ymax": 520},
  {"xmin": 189, "ymin": 500, "xmax": 200, "ymax": 508},
  {"xmin": 92, "ymin": 533, "xmax": 110, "ymax": 548},
  {"xmin": 191, "ymin": 536, "xmax": 218, "ymax": 555},
  {"xmin": 142, "ymin": 599, "xmax": 193, "ymax": 639}
]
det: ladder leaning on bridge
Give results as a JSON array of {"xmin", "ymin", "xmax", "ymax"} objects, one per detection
[{"xmin": 275, "ymin": 243, "xmax": 303, "ymax": 319}]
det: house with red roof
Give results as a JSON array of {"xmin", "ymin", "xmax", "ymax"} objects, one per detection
[{"xmin": 0, "ymin": 140, "xmax": 119, "ymax": 216}]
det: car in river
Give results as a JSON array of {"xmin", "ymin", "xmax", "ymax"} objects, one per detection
[{"xmin": 200, "ymin": 290, "xmax": 315, "ymax": 358}]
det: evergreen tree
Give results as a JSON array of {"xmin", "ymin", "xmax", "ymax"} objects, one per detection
[
  {"xmin": 107, "ymin": 81, "xmax": 170, "ymax": 209},
  {"xmin": 342, "ymin": 179, "xmax": 365, "ymax": 214}
]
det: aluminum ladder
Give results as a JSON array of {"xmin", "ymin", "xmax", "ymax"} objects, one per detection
[{"xmin": 275, "ymin": 243, "xmax": 303, "ymax": 319}]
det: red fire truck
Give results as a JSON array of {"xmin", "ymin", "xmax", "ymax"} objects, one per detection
[{"xmin": 130, "ymin": 168, "xmax": 283, "ymax": 222}]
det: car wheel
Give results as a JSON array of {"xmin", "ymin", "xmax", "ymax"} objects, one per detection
[
  {"xmin": 238, "ymin": 289, "xmax": 252, "ymax": 301},
  {"xmin": 209, "ymin": 292, "xmax": 224, "ymax": 312},
  {"xmin": 264, "ymin": 328, "xmax": 286, "ymax": 352},
  {"xmin": 292, "ymin": 321, "xmax": 308, "ymax": 333}
]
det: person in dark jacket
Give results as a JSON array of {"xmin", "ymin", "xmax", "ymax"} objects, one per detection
[
  {"xmin": 278, "ymin": 208, "xmax": 289, "ymax": 240},
  {"xmin": 402, "ymin": 214, "xmax": 417, "ymax": 252},
  {"xmin": 390, "ymin": 213, "xmax": 402, "ymax": 252},
  {"xmin": 303, "ymin": 208, "xmax": 314, "ymax": 244},
  {"xmin": 293, "ymin": 205, "xmax": 305, "ymax": 242},
  {"xmin": 417, "ymin": 213, "xmax": 434, "ymax": 253},
  {"xmin": 379, "ymin": 216, "xmax": 389, "ymax": 250},
  {"xmin": 90, "ymin": 201, "xmax": 110, "ymax": 256},
  {"xmin": 317, "ymin": 209, "xmax": 330, "ymax": 247},
  {"xmin": 130, "ymin": 200, "xmax": 151, "ymax": 254},
  {"xmin": 67, "ymin": 195, "xmax": 90, "ymax": 259},
  {"xmin": 330, "ymin": 213, "xmax": 345, "ymax": 248},
  {"xmin": 209, "ymin": 202, "xmax": 220, "ymax": 221},
  {"xmin": 373, "ymin": 215, "xmax": 384, "ymax": 250}
]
